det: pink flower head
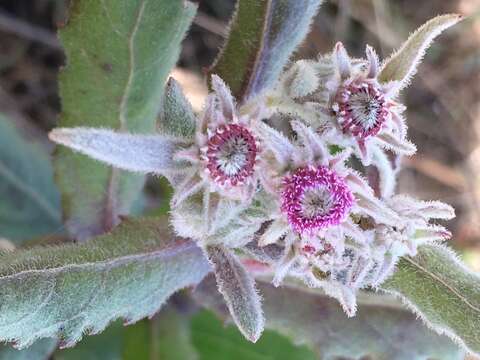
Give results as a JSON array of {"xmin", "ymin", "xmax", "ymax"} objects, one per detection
[
  {"xmin": 333, "ymin": 79, "xmax": 391, "ymax": 143},
  {"xmin": 326, "ymin": 43, "xmax": 416, "ymax": 163},
  {"xmin": 205, "ymin": 123, "xmax": 257, "ymax": 187},
  {"xmin": 281, "ymin": 165, "xmax": 354, "ymax": 234},
  {"xmin": 174, "ymin": 74, "xmax": 267, "ymax": 205},
  {"xmin": 257, "ymin": 120, "xmax": 399, "ymax": 249}
]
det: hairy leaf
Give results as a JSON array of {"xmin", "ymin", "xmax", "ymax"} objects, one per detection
[
  {"xmin": 50, "ymin": 128, "xmax": 178, "ymax": 174},
  {"xmin": 378, "ymin": 14, "xmax": 461, "ymax": 89},
  {"xmin": 0, "ymin": 339, "xmax": 57, "ymax": 360},
  {"xmin": 206, "ymin": 246, "xmax": 264, "ymax": 342},
  {"xmin": 191, "ymin": 310, "xmax": 316, "ymax": 360},
  {"xmin": 210, "ymin": 0, "xmax": 323, "ymax": 102},
  {"xmin": 0, "ymin": 217, "xmax": 210, "ymax": 349},
  {"xmin": 0, "ymin": 117, "xmax": 61, "ymax": 243},
  {"xmin": 195, "ymin": 276, "xmax": 463, "ymax": 360},
  {"xmin": 159, "ymin": 78, "xmax": 196, "ymax": 139},
  {"xmin": 383, "ymin": 244, "xmax": 480, "ymax": 356},
  {"xmin": 55, "ymin": 0, "xmax": 196, "ymax": 240},
  {"xmin": 56, "ymin": 306, "xmax": 197, "ymax": 360}
]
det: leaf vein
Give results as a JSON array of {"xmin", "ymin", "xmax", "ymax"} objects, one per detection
[{"xmin": 405, "ymin": 256, "xmax": 480, "ymax": 314}]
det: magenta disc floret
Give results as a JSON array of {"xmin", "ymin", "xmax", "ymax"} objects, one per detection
[
  {"xmin": 333, "ymin": 80, "xmax": 390, "ymax": 140},
  {"xmin": 206, "ymin": 124, "xmax": 257, "ymax": 186},
  {"xmin": 281, "ymin": 165, "xmax": 354, "ymax": 234}
]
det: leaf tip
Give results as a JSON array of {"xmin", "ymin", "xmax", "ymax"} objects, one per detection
[
  {"xmin": 379, "ymin": 13, "xmax": 463, "ymax": 88},
  {"xmin": 48, "ymin": 128, "xmax": 71, "ymax": 146}
]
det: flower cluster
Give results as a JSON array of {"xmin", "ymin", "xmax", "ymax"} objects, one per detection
[{"xmin": 49, "ymin": 15, "xmax": 460, "ymax": 318}]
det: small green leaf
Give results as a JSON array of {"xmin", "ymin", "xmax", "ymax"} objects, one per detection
[
  {"xmin": 0, "ymin": 116, "xmax": 61, "ymax": 243},
  {"xmin": 191, "ymin": 310, "xmax": 317, "ymax": 360},
  {"xmin": 159, "ymin": 78, "xmax": 196, "ymax": 139},
  {"xmin": 210, "ymin": 0, "xmax": 323, "ymax": 102},
  {"xmin": 0, "ymin": 217, "xmax": 210, "ymax": 349},
  {"xmin": 0, "ymin": 339, "xmax": 57, "ymax": 360},
  {"xmin": 206, "ymin": 246, "xmax": 264, "ymax": 343},
  {"xmin": 383, "ymin": 244, "xmax": 480, "ymax": 356},
  {"xmin": 378, "ymin": 14, "xmax": 461, "ymax": 88},
  {"xmin": 55, "ymin": 0, "xmax": 196, "ymax": 240},
  {"xmin": 195, "ymin": 276, "xmax": 464, "ymax": 359}
]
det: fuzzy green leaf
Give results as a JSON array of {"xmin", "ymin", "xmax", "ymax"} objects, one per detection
[
  {"xmin": 159, "ymin": 78, "xmax": 196, "ymax": 139},
  {"xmin": 195, "ymin": 276, "xmax": 463, "ymax": 359},
  {"xmin": 0, "ymin": 117, "xmax": 61, "ymax": 243},
  {"xmin": 206, "ymin": 246, "xmax": 264, "ymax": 343},
  {"xmin": 0, "ymin": 217, "xmax": 210, "ymax": 349},
  {"xmin": 383, "ymin": 244, "xmax": 480, "ymax": 356},
  {"xmin": 210, "ymin": 0, "xmax": 323, "ymax": 102},
  {"xmin": 55, "ymin": 0, "xmax": 196, "ymax": 240},
  {"xmin": 378, "ymin": 14, "xmax": 461, "ymax": 88}
]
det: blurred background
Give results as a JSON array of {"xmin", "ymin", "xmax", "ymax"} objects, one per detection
[{"xmin": 0, "ymin": 0, "xmax": 479, "ymax": 274}]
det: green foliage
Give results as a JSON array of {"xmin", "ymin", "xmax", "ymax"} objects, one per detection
[
  {"xmin": 384, "ymin": 244, "xmax": 480, "ymax": 355},
  {"xmin": 261, "ymin": 283, "xmax": 463, "ymax": 360},
  {"xmin": 150, "ymin": 307, "xmax": 198, "ymax": 360},
  {"xmin": 0, "ymin": 117, "xmax": 61, "ymax": 243},
  {"xmin": 194, "ymin": 276, "xmax": 464, "ymax": 360},
  {"xmin": 0, "ymin": 339, "xmax": 57, "ymax": 360},
  {"xmin": 54, "ymin": 306, "xmax": 314, "ymax": 360},
  {"xmin": 159, "ymin": 78, "xmax": 196, "ymax": 139},
  {"xmin": 210, "ymin": 0, "xmax": 323, "ymax": 102},
  {"xmin": 191, "ymin": 311, "xmax": 317, "ymax": 360},
  {"xmin": 206, "ymin": 246, "xmax": 264, "ymax": 342},
  {"xmin": 209, "ymin": 0, "xmax": 267, "ymax": 100},
  {"xmin": 55, "ymin": 322, "xmax": 125, "ymax": 360},
  {"xmin": 55, "ymin": 320, "xmax": 148, "ymax": 360},
  {"xmin": 55, "ymin": 0, "xmax": 196, "ymax": 240},
  {"xmin": 378, "ymin": 14, "xmax": 461, "ymax": 87},
  {"xmin": 0, "ymin": 217, "xmax": 210, "ymax": 349},
  {"xmin": 55, "ymin": 306, "xmax": 197, "ymax": 360}
]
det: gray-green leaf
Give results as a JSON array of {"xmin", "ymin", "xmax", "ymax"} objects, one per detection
[
  {"xmin": 0, "ymin": 217, "xmax": 210, "ymax": 349},
  {"xmin": 159, "ymin": 78, "xmax": 196, "ymax": 139},
  {"xmin": 206, "ymin": 246, "xmax": 264, "ymax": 343},
  {"xmin": 195, "ymin": 276, "xmax": 464, "ymax": 360},
  {"xmin": 55, "ymin": 0, "xmax": 196, "ymax": 240},
  {"xmin": 378, "ymin": 14, "xmax": 461, "ymax": 89},
  {"xmin": 383, "ymin": 244, "xmax": 480, "ymax": 356},
  {"xmin": 210, "ymin": 0, "xmax": 323, "ymax": 102},
  {"xmin": 0, "ymin": 116, "xmax": 61, "ymax": 243}
]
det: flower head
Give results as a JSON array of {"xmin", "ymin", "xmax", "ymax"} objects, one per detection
[
  {"xmin": 332, "ymin": 79, "xmax": 390, "ymax": 142},
  {"xmin": 281, "ymin": 165, "xmax": 354, "ymax": 234},
  {"xmin": 205, "ymin": 124, "xmax": 257, "ymax": 187},
  {"xmin": 174, "ymin": 74, "xmax": 266, "ymax": 205},
  {"xmin": 255, "ymin": 120, "xmax": 401, "ymax": 295},
  {"xmin": 271, "ymin": 44, "xmax": 419, "ymax": 166},
  {"xmin": 325, "ymin": 43, "xmax": 416, "ymax": 163}
]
